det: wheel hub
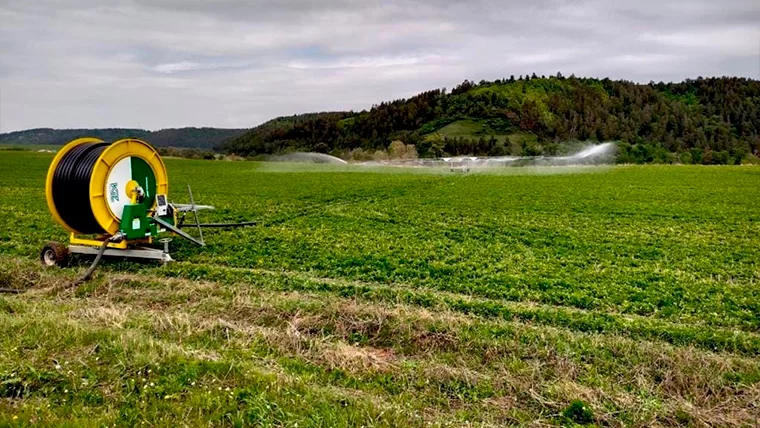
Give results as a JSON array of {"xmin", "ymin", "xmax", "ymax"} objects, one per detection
[{"xmin": 43, "ymin": 249, "xmax": 56, "ymax": 266}]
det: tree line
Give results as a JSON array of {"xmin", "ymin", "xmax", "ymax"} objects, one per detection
[
  {"xmin": 222, "ymin": 75, "xmax": 760, "ymax": 163},
  {"xmin": 1, "ymin": 127, "xmax": 247, "ymax": 149}
]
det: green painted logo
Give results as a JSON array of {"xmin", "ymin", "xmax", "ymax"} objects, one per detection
[{"xmin": 109, "ymin": 182, "xmax": 119, "ymax": 202}]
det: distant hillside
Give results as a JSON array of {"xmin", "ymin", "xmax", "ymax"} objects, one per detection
[
  {"xmin": 0, "ymin": 127, "xmax": 248, "ymax": 149},
  {"xmin": 220, "ymin": 112, "xmax": 352, "ymax": 154},
  {"xmin": 222, "ymin": 75, "xmax": 760, "ymax": 164}
]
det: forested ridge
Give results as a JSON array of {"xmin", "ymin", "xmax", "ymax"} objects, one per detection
[
  {"xmin": 0, "ymin": 127, "xmax": 247, "ymax": 149},
  {"xmin": 223, "ymin": 75, "xmax": 760, "ymax": 164}
]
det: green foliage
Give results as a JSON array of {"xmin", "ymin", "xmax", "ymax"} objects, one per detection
[
  {"xmin": 482, "ymin": 117, "xmax": 513, "ymax": 134},
  {"xmin": 563, "ymin": 400, "xmax": 594, "ymax": 424},
  {"xmin": 438, "ymin": 119, "xmax": 486, "ymax": 137},
  {"xmin": 419, "ymin": 133, "xmax": 445, "ymax": 157},
  {"xmin": 0, "ymin": 297, "xmax": 12, "ymax": 314},
  {"xmin": 418, "ymin": 117, "xmax": 459, "ymax": 135},
  {"xmin": 0, "ymin": 128, "xmax": 247, "ymax": 149},
  {"xmin": 661, "ymin": 85, "xmax": 700, "ymax": 107},
  {"xmin": 690, "ymin": 147, "xmax": 704, "ymax": 164},
  {"xmin": 679, "ymin": 151, "xmax": 693, "ymax": 164},
  {"xmin": 157, "ymin": 146, "xmax": 216, "ymax": 160},
  {"xmin": 221, "ymin": 76, "xmax": 760, "ymax": 162},
  {"xmin": 617, "ymin": 142, "xmax": 680, "ymax": 164}
]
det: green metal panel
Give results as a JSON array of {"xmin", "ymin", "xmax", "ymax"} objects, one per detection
[{"xmin": 119, "ymin": 204, "xmax": 153, "ymax": 240}]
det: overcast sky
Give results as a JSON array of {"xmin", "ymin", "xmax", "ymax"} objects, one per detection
[{"xmin": 0, "ymin": 0, "xmax": 758, "ymax": 132}]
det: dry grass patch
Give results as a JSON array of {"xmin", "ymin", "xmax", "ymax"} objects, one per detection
[
  {"xmin": 2, "ymin": 264, "xmax": 759, "ymax": 426},
  {"xmin": 323, "ymin": 342, "xmax": 397, "ymax": 373},
  {"xmin": 73, "ymin": 305, "xmax": 132, "ymax": 328}
]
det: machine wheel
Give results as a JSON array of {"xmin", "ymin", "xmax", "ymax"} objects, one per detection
[{"xmin": 40, "ymin": 241, "xmax": 70, "ymax": 267}]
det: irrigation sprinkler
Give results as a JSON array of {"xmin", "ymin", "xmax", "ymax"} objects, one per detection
[
  {"xmin": 443, "ymin": 157, "xmax": 476, "ymax": 173},
  {"xmin": 40, "ymin": 137, "xmax": 253, "ymax": 282}
]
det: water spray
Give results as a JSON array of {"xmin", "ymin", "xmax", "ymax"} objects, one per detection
[{"xmin": 270, "ymin": 143, "xmax": 616, "ymax": 172}]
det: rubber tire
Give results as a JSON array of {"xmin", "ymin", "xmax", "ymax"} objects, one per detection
[{"xmin": 40, "ymin": 241, "xmax": 70, "ymax": 267}]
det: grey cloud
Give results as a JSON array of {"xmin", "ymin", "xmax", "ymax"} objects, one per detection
[{"xmin": 0, "ymin": 0, "xmax": 758, "ymax": 131}]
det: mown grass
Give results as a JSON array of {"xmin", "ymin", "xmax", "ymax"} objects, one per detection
[
  {"xmin": 0, "ymin": 151, "xmax": 759, "ymax": 426},
  {"xmin": 437, "ymin": 119, "xmax": 487, "ymax": 137},
  {"xmin": 434, "ymin": 119, "xmax": 534, "ymax": 145}
]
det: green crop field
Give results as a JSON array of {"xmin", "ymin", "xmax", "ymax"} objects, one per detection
[
  {"xmin": 0, "ymin": 143, "xmax": 60, "ymax": 151},
  {"xmin": 0, "ymin": 151, "xmax": 759, "ymax": 426}
]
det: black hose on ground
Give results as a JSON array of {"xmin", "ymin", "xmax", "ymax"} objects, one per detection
[
  {"xmin": 69, "ymin": 233, "xmax": 124, "ymax": 288},
  {"xmin": 69, "ymin": 239, "xmax": 110, "ymax": 288},
  {"xmin": 178, "ymin": 221, "xmax": 257, "ymax": 228}
]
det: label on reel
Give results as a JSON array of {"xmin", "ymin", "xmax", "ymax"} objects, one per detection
[{"xmin": 105, "ymin": 156, "xmax": 157, "ymax": 220}]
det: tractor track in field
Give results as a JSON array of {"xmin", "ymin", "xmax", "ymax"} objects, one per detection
[
  {"xmin": 3, "ymin": 261, "xmax": 759, "ymax": 426},
  {"xmin": 3, "ymin": 255, "xmax": 758, "ymax": 357}
]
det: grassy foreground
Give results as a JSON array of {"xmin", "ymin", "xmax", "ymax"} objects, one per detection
[{"xmin": 0, "ymin": 151, "xmax": 759, "ymax": 426}]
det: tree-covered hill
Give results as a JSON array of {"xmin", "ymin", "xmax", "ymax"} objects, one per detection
[
  {"xmin": 222, "ymin": 75, "xmax": 760, "ymax": 164},
  {"xmin": 224, "ymin": 112, "xmax": 352, "ymax": 154},
  {"xmin": 0, "ymin": 127, "xmax": 247, "ymax": 149}
]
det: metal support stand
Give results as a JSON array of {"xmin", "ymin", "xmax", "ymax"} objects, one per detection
[
  {"xmin": 68, "ymin": 245, "xmax": 173, "ymax": 263},
  {"xmin": 159, "ymin": 238, "xmax": 172, "ymax": 265},
  {"xmin": 187, "ymin": 185, "xmax": 204, "ymax": 245}
]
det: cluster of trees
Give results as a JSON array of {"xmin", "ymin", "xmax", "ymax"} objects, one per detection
[
  {"xmin": 1, "ymin": 127, "xmax": 246, "ymax": 149},
  {"xmin": 615, "ymin": 143, "xmax": 749, "ymax": 165},
  {"xmin": 222, "ymin": 75, "xmax": 760, "ymax": 162},
  {"xmin": 148, "ymin": 128, "xmax": 247, "ymax": 149},
  {"xmin": 418, "ymin": 133, "xmax": 550, "ymax": 158},
  {"xmin": 343, "ymin": 141, "xmax": 419, "ymax": 162},
  {"xmin": 0, "ymin": 128, "xmax": 148, "ymax": 146},
  {"xmin": 156, "ymin": 146, "xmax": 216, "ymax": 160}
]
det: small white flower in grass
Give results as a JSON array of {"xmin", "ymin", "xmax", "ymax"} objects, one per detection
[
  {"xmin": 150, "ymin": 383, "xmax": 155, "ymax": 387},
  {"xmin": 225, "ymin": 387, "xmax": 230, "ymax": 391},
  {"xmin": 218, "ymin": 386, "xmax": 222, "ymax": 391},
  {"xmin": 191, "ymin": 382, "xmax": 196, "ymax": 386},
  {"xmin": 63, "ymin": 389, "xmax": 68, "ymax": 393}
]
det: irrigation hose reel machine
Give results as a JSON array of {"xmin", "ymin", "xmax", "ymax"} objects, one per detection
[{"xmin": 41, "ymin": 137, "xmax": 229, "ymax": 268}]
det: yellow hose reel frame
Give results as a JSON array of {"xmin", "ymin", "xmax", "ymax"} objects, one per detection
[{"xmin": 45, "ymin": 138, "xmax": 169, "ymax": 236}]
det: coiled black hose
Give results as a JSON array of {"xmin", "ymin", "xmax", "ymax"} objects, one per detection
[{"xmin": 51, "ymin": 142, "xmax": 109, "ymax": 234}]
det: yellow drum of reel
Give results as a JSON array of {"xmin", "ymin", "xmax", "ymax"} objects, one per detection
[
  {"xmin": 89, "ymin": 138, "xmax": 168, "ymax": 235},
  {"xmin": 45, "ymin": 138, "xmax": 169, "ymax": 236}
]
